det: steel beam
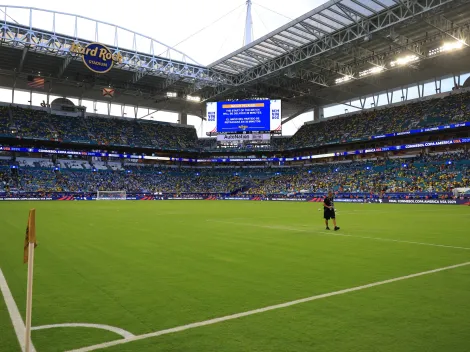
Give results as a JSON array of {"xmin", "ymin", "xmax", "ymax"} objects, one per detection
[
  {"xmin": 156, "ymin": 75, "xmax": 183, "ymax": 94},
  {"xmin": 435, "ymin": 78, "xmax": 441, "ymax": 93},
  {"xmin": 309, "ymin": 57, "xmax": 354, "ymax": 78},
  {"xmin": 291, "ymin": 69, "xmax": 329, "ymax": 87},
  {"xmin": 341, "ymin": 45, "xmax": 385, "ymax": 67},
  {"xmin": 423, "ymin": 14, "xmax": 470, "ymax": 45},
  {"xmin": 131, "ymin": 70, "xmax": 147, "ymax": 84},
  {"xmin": 200, "ymin": 85, "xmax": 234, "ymax": 102},
  {"xmin": 57, "ymin": 56, "xmax": 72, "ymax": 79},
  {"xmin": 17, "ymin": 46, "xmax": 28, "ymax": 73},
  {"xmin": 282, "ymin": 91, "xmax": 362, "ymax": 125},
  {"xmin": 0, "ymin": 20, "xmax": 233, "ymax": 86},
  {"xmin": 281, "ymin": 105, "xmax": 315, "ymax": 125},
  {"xmin": 380, "ymin": 25, "xmax": 426, "ymax": 58},
  {"xmin": 215, "ymin": 0, "xmax": 453, "ymax": 94}
]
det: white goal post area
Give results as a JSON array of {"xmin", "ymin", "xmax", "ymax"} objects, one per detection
[{"xmin": 96, "ymin": 191, "xmax": 127, "ymax": 200}]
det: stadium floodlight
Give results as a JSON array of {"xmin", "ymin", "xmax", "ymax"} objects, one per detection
[
  {"xmin": 187, "ymin": 95, "xmax": 201, "ymax": 102},
  {"xmin": 429, "ymin": 41, "xmax": 465, "ymax": 56},
  {"xmin": 441, "ymin": 41, "xmax": 464, "ymax": 51},
  {"xmin": 335, "ymin": 76, "xmax": 353, "ymax": 84},
  {"xmin": 166, "ymin": 92, "xmax": 177, "ymax": 98},
  {"xmin": 359, "ymin": 66, "xmax": 384, "ymax": 77},
  {"xmin": 390, "ymin": 55, "xmax": 419, "ymax": 67}
]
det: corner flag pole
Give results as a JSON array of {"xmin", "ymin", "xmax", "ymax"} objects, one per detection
[{"xmin": 23, "ymin": 209, "xmax": 37, "ymax": 352}]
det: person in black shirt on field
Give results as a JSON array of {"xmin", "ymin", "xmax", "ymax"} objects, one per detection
[{"xmin": 324, "ymin": 191, "xmax": 340, "ymax": 231}]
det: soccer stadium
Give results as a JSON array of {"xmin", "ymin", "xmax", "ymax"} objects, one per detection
[{"xmin": 1, "ymin": 0, "xmax": 470, "ymax": 351}]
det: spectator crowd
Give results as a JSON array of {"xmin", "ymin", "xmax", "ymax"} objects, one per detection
[
  {"xmin": 1, "ymin": 152, "xmax": 468, "ymax": 196},
  {"xmin": 288, "ymin": 91, "xmax": 470, "ymax": 149},
  {"xmin": 247, "ymin": 152, "xmax": 470, "ymax": 195},
  {"xmin": 1, "ymin": 107, "xmax": 199, "ymax": 150},
  {"xmin": 0, "ymin": 90, "xmax": 469, "ymax": 151}
]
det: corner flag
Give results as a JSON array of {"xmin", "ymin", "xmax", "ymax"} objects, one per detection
[
  {"xmin": 23, "ymin": 209, "xmax": 37, "ymax": 264},
  {"xmin": 23, "ymin": 209, "xmax": 37, "ymax": 352}
]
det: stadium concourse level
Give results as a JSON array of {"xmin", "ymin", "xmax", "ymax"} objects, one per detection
[
  {"xmin": 1, "ymin": 90, "xmax": 470, "ymax": 152},
  {"xmin": 1, "ymin": 151, "xmax": 469, "ymax": 198}
]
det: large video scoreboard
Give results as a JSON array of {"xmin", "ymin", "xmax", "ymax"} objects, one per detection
[{"xmin": 206, "ymin": 99, "xmax": 281, "ymax": 134}]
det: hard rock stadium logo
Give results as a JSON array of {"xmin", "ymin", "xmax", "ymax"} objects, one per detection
[{"xmin": 70, "ymin": 42, "xmax": 123, "ymax": 74}]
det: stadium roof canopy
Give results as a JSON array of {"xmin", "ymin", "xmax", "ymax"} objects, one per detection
[
  {"xmin": 210, "ymin": 0, "xmax": 396, "ymax": 74},
  {"xmin": 0, "ymin": 0, "xmax": 469, "ymax": 121}
]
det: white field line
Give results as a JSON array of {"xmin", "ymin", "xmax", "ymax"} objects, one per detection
[
  {"xmin": 0, "ymin": 268, "xmax": 36, "ymax": 352},
  {"xmin": 68, "ymin": 261, "xmax": 470, "ymax": 352},
  {"xmin": 344, "ymin": 227, "xmax": 470, "ymax": 237},
  {"xmin": 318, "ymin": 232, "xmax": 470, "ymax": 251},
  {"xmin": 331, "ymin": 211, "xmax": 391, "ymax": 215},
  {"xmin": 208, "ymin": 220, "xmax": 470, "ymax": 251},
  {"xmin": 314, "ymin": 209, "xmax": 462, "ymax": 215},
  {"xmin": 32, "ymin": 323, "xmax": 135, "ymax": 339}
]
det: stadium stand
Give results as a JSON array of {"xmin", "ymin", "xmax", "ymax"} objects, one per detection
[
  {"xmin": 0, "ymin": 106, "xmax": 11, "ymax": 136},
  {"xmin": 1, "ymin": 106, "xmax": 199, "ymax": 150},
  {"xmin": 288, "ymin": 91, "xmax": 470, "ymax": 149},
  {"xmin": 1, "ymin": 87, "xmax": 469, "ymax": 201},
  {"xmin": 1, "ymin": 90, "xmax": 469, "ymax": 152},
  {"xmin": 1, "ymin": 152, "xmax": 468, "ymax": 197},
  {"xmin": 245, "ymin": 152, "xmax": 470, "ymax": 195}
]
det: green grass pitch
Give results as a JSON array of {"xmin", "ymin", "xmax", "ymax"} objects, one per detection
[{"xmin": 1, "ymin": 201, "xmax": 469, "ymax": 352}]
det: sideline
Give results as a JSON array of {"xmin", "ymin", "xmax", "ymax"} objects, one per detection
[{"xmin": 0, "ymin": 268, "xmax": 37, "ymax": 352}]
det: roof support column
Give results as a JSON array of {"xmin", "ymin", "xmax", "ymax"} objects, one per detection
[
  {"xmin": 435, "ymin": 78, "xmax": 441, "ymax": 94},
  {"xmin": 18, "ymin": 46, "xmax": 29, "ymax": 73},
  {"xmin": 179, "ymin": 112, "xmax": 188, "ymax": 125},
  {"xmin": 401, "ymin": 87, "xmax": 408, "ymax": 101},
  {"xmin": 359, "ymin": 98, "xmax": 366, "ymax": 109},
  {"xmin": 417, "ymin": 82, "xmax": 424, "ymax": 98},
  {"xmin": 12, "ymin": 76, "xmax": 16, "ymax": 104},
  {"xmin": 244, "ymin": 0, "xmax": 253, "ymax": 45},
  {"xmin": 372, "ymin": 94, "xmax": 379, "ymax": 107},
  {"xmin": 313, "ymin": 106, "xmax": 323, "ymax": 121},
  {"xmin": 386, "ymin": 90, "xmax": 393, "ymax": 105},
  {"xmin": 57, "ymin": 56, "xmax": 72, "ymax": 79},
  {"xmin": 453, "ymin": 74, "xmax": 461, "ymax": 89},
  {"xmin": 47, "ymin": 80, "xmax": 52, "ymax": 106}
]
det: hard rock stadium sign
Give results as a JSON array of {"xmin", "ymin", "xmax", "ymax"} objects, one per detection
[{"xmin": 70, "ymin": 42, "xmax": 123, "ymax": 74}]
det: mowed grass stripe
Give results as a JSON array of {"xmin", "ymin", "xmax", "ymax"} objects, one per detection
[{"xmin": 207, "ymin": 219, "xmax": 470, "ymax": 250}]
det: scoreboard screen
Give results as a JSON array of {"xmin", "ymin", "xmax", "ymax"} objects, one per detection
[{"xmin": 206, "ymin": 99, "xmax": 281, "ymax": 133}]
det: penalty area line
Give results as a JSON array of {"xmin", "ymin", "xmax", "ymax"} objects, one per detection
[
  {"xmin": 0, "ymin": 268, "xmax": 37, "ymax": 352},
  {"xmin": 68, "ymin": 261, "xmax": 470, "ymax": 352}
]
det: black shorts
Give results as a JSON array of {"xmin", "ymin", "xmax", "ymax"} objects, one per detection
[{"xmin": 324, "ymin": 209, "xmax": 335, "ymax": 220}]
